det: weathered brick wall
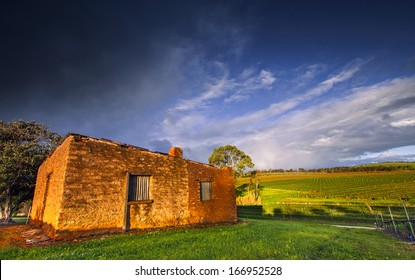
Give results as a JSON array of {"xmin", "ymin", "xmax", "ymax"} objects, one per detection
[
  {"xmin": 32, "ymin": 134, "xmax": 237, "ymax": 240},
  {"xmin": 187, "ymin": 162, "xmax": 237, "ymax": 224},
  {"xmin": 126, "ymin": 147, "xmax": 191, "ymax": 229},
  {"xmin": 52, "ymin": 135, "xmax": 193, "ymax": 239},
  {"xmin": 55, "ymin": 136, "xmax": 127, "ymax": 238},
  {"xmin": 30, "ymin": 137, "xmax": 71, "ymax": 237}
]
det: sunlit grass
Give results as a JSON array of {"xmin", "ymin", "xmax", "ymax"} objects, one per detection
[{"xmin": 1, "ymin": 219, "xmax": 414, "ymax": 260}]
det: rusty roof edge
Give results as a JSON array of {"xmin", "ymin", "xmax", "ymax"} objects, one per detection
[
  {"xmin": 66, "ymin": 133, "xmax": 149, "ymax": 151},
  {"xmin": 49, "ymin": 133, "xmax": 223, "ymax": 169},
  {"xmin": 184, "ymin": 158, "xmax": 218, "ymax": 168}
]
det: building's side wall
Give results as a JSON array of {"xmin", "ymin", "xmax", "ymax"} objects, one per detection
[
  {"xmin": 187, "ymin": 162, "xmax": 237, "ymax": 224},
  {"xmin": 53, "ymin": 136, "xmax": 192, "ymax": 239},
  {"xmin": 30, "ymin": 137, "xmax": 71, "ymax": 237}
]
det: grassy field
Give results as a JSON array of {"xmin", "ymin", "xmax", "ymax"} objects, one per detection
[
  {"xmin": 236, "ymin": 170, "xmax": 415, "ymax": 223},
  {"xmin": 1, "ymin": 164, "xmax": 414, "ymax": 260},
  {"xmin": 1, "ymin": 219, "xmax": 414, "ymax": 260}
]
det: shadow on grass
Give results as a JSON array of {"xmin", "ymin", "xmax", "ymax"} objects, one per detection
[{"xmin": 237, "ymin": 205, "xmax": 378, "ymax": 224}]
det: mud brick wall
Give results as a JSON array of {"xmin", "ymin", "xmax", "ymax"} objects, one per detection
[
  {"xmin": 31, "ymin": 134, "xmax": 237, "ymax": 240},
  {"xmin": 126, "ymin": 147, "xmax": 190, "ymax": 229},
  {"xmin": 187, "ymin": 162, "xmax": 237, "ymax": 224},
  {"xmin": 55, "ymin": 136, "xmax": 192, "ymax": 239},
  {"xmin": 30, "ymin": 137, "xmax": 71, "ymax": 238},
  {"xmin": 56, "ymin": 136, "xmax": 128, "ymax": 238}
]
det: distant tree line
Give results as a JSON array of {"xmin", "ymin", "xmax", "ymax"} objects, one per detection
[
  {"xmin": 307, "ymin": 164, "xmax": 415, "ymax": 173},
  {"xmin": 247, "ymin": 162, "xmax": 415, "ymax": 175}
]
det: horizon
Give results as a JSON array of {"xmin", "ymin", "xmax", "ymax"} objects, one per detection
[{"xmin": 1, "ymin": 1, "xmax": 415, "ymax": 169}]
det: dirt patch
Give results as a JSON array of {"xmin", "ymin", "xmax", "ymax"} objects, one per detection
[
  {"xmin": 0, "ymin": 224, "xmax": 54, "ymax": 248},
  {"xmin": 331, "ymin": 224, "xmax": 377, "ymax": 230}
]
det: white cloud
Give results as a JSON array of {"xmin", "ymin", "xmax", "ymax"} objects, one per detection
[
  {"xmin": 220, "ymin": 59, "xmax": 366, "ymax": 131},
  {"xmin": 173, "ymin": 64, "xmax": 277, "ymax": 111},
  {"xmin": 390, "ymin": 118, "xmax": 415, "ymax": 127},
  {"xmin": 224, "ymin": 69, "xmax": 276, "ymax": 103},
  {"xmin": 293, "ymin": 63, "xmax": 327, "ymax": 87},
  {"xmin": 339, "ymin": 145, "xmax": 415, "ymax": 164},
  {"xmin": 312, "ymin": 136, "xmax": 334, "ymax": 147},
  {"xmin": 249, "ymin": 75, "xmax": 414, "ymax": 168},
  {"xmin": 244, "ymin": 75, "xmax": 415, "ymax": 168},
  {"xmin": 173, "ymin": 62, "xmax": 233, "ymax": 111},
  {"xmin": 303, "ymin": 58, "xmax": 364, "ymax": 99},
  {"xmin": 155, "ymin": 54, "xmax": 415, "ymax": 169},
  {"xmin": 258, "ymin": 70, "xmax": 276, "ymax": 87}
]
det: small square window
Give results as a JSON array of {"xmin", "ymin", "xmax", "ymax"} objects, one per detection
[
  {"xmin": 200, "ymin": 181, "xmax": 212, "ymax": 201},
  {"xmin": 128, "ymin": 175, "xmax": 150, "ymax": 201}
]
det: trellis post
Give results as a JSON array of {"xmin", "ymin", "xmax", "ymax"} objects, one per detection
[
  {"xmin": 388, "ymin": 206, "xmax": 397, "ymax": 233},
  {"xmin": 25, "ymin": 206, "xmax": 32, "ymax": 225},
  {"xmin": 375, "ymin": 215, "xmax": 380, "ymax": 229},
  {"xmin": 402, "ymin": 200, "xmax": 415, "ymax": 242}
]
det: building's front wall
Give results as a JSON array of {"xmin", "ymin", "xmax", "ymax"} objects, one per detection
[{"xmin": 32, "ymin": 134, "xmax": 237, "ymax": 240}]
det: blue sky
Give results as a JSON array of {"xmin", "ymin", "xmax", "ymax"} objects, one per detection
[{"xmin": 1, "ymin": 0, "xmax": 415, "ymax": 169}]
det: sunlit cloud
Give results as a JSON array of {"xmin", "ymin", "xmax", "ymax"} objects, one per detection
[
  {"xmin": 157, "ymin": 58, "xmax": 413, "ymax": 168},
  {"xmin": 390, "ymin": 118, "xmax": 415, "ymax": 127},
  {"xmin": 241, "ymin": 75, "xmax": 415, "ymax": 168}
]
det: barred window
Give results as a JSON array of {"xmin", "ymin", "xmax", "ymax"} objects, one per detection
[
  {"xmin": 200, "ymin": 181, "xmax": 212, "ymax": 201},
  {"xmin": 128, "ymin": 175, "xmax": 150, "ymax": 201}
]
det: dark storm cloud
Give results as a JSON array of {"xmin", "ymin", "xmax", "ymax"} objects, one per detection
[
  {"xmin": 0, "ymin": 0, "xmax": 255, "ymax": 140},
  {"xmin": 0, "ymin": 1, "xmax": 204, "ymax": 136},
  {"xmin": 1, "ymin": 2, "xmax": 161, "ymax": 97}
]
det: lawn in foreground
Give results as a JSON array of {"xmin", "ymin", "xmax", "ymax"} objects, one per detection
[{"xmin": 1, "ymin": 219, "xmax": 414, "ymax": 260}]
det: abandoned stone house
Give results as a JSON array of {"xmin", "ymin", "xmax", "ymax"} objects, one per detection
[{"xmin": 30, "ymin": 133, "xmax": 237, "ymax": 240}]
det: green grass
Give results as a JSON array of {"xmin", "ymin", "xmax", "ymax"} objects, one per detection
[
  {"xmin": 11, "ymin": 216, "xmax": 28, "ymax": 224},
  {"xmin": 1, "ymin": 219, "xmax": 414, "ymax": 260}
]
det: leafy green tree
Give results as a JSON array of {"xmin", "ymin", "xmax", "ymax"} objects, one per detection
[
  {"xmin": 0, "ymin": 120, "xmax": 62, "ymax": 223},
  {"xmin": 208, "ymin": 145, "xmax": 255, "ymax": 177}
]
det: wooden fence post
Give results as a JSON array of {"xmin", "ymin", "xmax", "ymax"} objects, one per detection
[
  {"xmin": 402, "ymin": 200, "xmax": 415, "ymax": 241},
  {"xmin": 25, "ymin": 206, "xmax": 32, "ymax": 225},
  {"xmin": 388, "ymin": 206, "xmax": 397, "ymax": 233},
  {"xmin": 375, "ymin": 215, "xmax": 380, "ymax": 229}
]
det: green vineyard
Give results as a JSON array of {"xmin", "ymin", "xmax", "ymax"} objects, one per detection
[
  {"xmin": 261, "ymin": 172, "xmax": 415, "ymax": 200},
  {"xmin": 237, "ymin": 171, "xmax": 415, "ymax": 224}
]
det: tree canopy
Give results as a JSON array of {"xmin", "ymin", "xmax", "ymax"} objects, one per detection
[
  {"xmin": 208, "ymin": 145, "xmax": 255, "ymax": 177},
  {"xmin": 0, "ymin": 120, "xmax": 62, "ymax": 223}
]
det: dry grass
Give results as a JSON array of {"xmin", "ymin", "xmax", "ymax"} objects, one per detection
[{"xmin": 236, "ymin": 194, "xmax": 262, "ymax": 205}]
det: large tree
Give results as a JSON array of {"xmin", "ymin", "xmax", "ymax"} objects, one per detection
[
  {"xmin": 208, "ymin": 145, "xmax": 255, "ymax": 177},
  {"xmin": 0, "ymin": 120, "xmax": 62, "ymax": 223}
]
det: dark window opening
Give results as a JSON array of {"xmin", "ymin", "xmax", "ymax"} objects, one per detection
[
  {"xmin": 128, "ymin": 175, "xmax": 150, "ymax": 201},
  {"xmin": 200, "ymin": 181, "xmax": 212, "ymax": 201}
]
